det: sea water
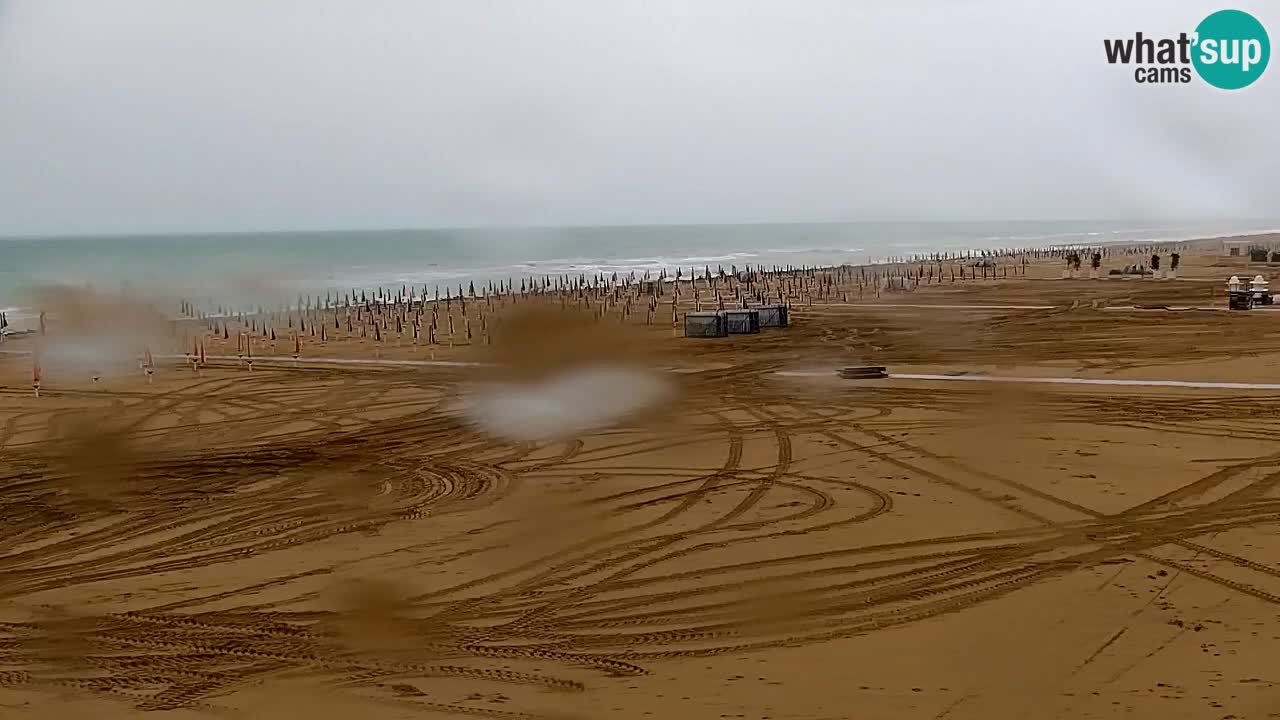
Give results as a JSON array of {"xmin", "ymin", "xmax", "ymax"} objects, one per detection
[{"xmin": 1, "ymin": 219, "xmax": 1276, "ymax": 328}]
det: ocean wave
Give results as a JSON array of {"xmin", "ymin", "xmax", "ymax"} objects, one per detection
[
  {"xmin": 763, "ymin": 247, "xmax": 864, "ymax": 255},
  {"xmin": 672, "ymin": 254, "xmax": 757, "ymax": 263}
]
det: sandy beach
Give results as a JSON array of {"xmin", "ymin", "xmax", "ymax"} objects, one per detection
[{"xmin": 4, "ymin": 239, "xmax": 1280, "ymax": 720}]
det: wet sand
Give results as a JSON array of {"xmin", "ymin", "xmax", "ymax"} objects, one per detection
[{"xmin": 3, "ymin": 245, "xmax": 1280, "ymax": 719}]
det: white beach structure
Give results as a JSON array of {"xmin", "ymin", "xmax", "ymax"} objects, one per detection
[{"xmin": 1222, "ymin": 239, "xmax": 1253, "ymax": 258}]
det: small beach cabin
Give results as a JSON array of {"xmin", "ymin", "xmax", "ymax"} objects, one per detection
[{"xmin": 1222, "ymin": 239, "xmax": 1253, "ymax": 258}]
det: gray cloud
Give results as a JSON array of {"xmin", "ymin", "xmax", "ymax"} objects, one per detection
[{"xmin": 1, "ymin": 0, "xmax": 1277, "ymax": 236}]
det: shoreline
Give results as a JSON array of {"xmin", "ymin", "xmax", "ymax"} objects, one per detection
[{"xmin": 2, "ymin": 229, "xmax": 1278, "ymax": 331}]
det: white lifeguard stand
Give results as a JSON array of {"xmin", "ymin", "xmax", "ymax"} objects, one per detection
[{"xmin": 1251, "ymin": 275, "xmax": 1272, "ymax": 305}]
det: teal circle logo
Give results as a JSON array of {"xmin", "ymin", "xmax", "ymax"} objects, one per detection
[{"xmin": 1193, "ymin": 9, "xmax": 1270, "ymax": 89}]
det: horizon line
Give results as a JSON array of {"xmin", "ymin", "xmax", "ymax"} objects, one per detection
[{"xmin": 5, "ymin": 217, "xmax": 1280, "ymax": 242}]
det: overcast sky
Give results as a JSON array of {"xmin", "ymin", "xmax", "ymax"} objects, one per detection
[{"xmin": 1, "ymin": 0, "xmax": 1277, "ymax": 236}]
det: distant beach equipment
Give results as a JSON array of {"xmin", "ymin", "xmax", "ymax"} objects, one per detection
[
  {"xmin": 684, "ymin": 311, "xmax": 728, "ymax": 338},
  {"xmin": 757, "ymin": 304, "xmax": 789, "ymax": 328},
  {"xmin": 724, "ymin": 308, "xmax": 761, "ymax": 334}
]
